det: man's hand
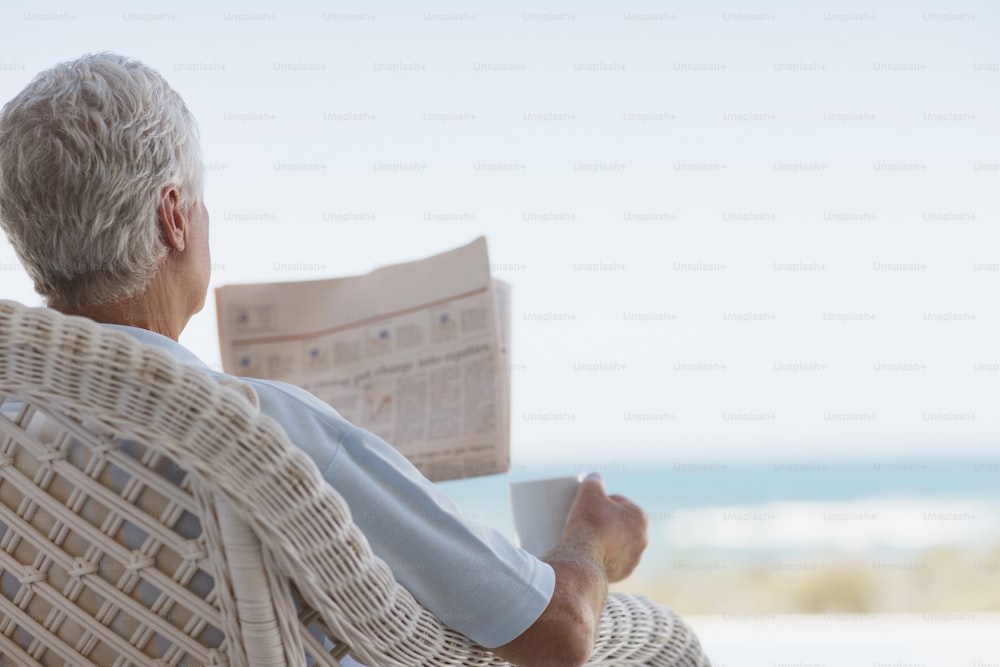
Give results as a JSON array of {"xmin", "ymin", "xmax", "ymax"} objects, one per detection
[
  {"xmin": 561, "ymin": 472, "xmax": 649, "ymax": 582},
  {"xmin": 492, "ymin": 473, "xmax": 650, "ymax": 667}
]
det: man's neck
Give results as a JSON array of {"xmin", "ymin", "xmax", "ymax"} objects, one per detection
[{"xmin": 57, "ymin": 281, "xmax": 190, "ymax": 341}]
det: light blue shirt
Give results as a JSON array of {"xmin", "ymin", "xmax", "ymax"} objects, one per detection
[{"xmin": 103, "ymin": 324, "xmax": 555, "ymax": 654}]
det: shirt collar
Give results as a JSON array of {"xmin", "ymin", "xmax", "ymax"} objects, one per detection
[{"xmin": 99, "ymin": 323, "xmax": 212, "ymax": 370}]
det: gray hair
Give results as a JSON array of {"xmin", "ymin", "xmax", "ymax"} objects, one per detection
[{"xmin": 0, "ymin": 53, "xmax": 203, "ymax": 310}]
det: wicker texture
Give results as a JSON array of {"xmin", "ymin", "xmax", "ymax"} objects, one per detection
[{"xmin": 0, "ymin": 300, "xmax": 709, "ymax": 666}]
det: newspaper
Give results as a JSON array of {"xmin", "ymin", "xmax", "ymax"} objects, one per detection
[{"xmin": 215, "ymin": 237, "xmax": 510, "ymax": 482}]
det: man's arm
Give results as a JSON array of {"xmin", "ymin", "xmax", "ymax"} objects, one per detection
[{"xmin": 492, "ymin": 473, "xmax": 650, "ymax": 667}]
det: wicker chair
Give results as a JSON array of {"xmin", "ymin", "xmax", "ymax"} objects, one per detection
[{"xmin": 0, "ymin": 300, "xmax": 709, "ymax": 666}]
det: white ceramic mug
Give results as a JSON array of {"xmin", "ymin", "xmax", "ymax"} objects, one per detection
[{"xmin": 509, "ymin": 474, "xmax": 583, "ymax": 557}]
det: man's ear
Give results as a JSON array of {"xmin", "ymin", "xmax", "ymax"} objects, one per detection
[{"xmin": 157, "ymin": 185, "xmax": 187, "ymax": 252}]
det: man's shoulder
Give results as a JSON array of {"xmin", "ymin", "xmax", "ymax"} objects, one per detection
[
  {"xmin": 226, "ymin": 374, "xmax": 345, "ymax": 419},
  {"xmin": 100, "ymin": 322, "xmax": 347, "ymax": 426}
]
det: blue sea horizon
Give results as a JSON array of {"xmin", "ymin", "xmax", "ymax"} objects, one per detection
[{"xmin": 438, "ymin": 455, "xmax": 1000, "ymax": 559}]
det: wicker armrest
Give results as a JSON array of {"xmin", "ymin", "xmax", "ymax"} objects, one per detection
[{"xmin": 589, "ymin": 593, "xmax": 710, "ymax": 666}]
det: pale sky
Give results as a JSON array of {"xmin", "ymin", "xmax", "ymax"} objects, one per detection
[{"xmin": 1, "ymin": 1, "xmax": 997, "ymax": 462}]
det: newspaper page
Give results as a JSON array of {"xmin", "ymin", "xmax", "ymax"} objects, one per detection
[{"xmin": 215, "ymin": 236, "xmax": 510, "ymax": 482}]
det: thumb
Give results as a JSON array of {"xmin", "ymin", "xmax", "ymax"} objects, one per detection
[{"xmin": 582, "ymin": 472, "xmax": 605, "ymax": 491}]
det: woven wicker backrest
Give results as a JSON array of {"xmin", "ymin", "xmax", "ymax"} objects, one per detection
[
  {"xmin": 0, "ymin": 300, "xmax": 710, "ymax": 667},
  {"xmin": 0, "ymin": 301, "xmax": 354, "ymax": 666}
]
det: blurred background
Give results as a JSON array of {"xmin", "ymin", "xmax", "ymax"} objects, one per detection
[{"xmin": 1, "ymin": 1, "xmax": 997, "ymax": 664}]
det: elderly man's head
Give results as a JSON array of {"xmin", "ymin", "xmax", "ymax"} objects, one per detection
[{"xmin": 0, "ymin": 53, "xmax": 205, "ymax": 313}]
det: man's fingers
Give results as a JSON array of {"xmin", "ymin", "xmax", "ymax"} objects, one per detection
[
  {"xmin": 610, "ymin": 493, "xmax": 643, "ymax": 513},
  {"xmin": 577, "ymin": 474, "xmax": 648, "ymax": 528},
  {"xmin": 609, "ymin": 494, "xmax": 649, "ymax": 524}
]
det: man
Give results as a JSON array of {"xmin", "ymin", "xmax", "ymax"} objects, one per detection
[{"xmin": 0, "ymin": 53, "xmax": 684, "ymax": 666}]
